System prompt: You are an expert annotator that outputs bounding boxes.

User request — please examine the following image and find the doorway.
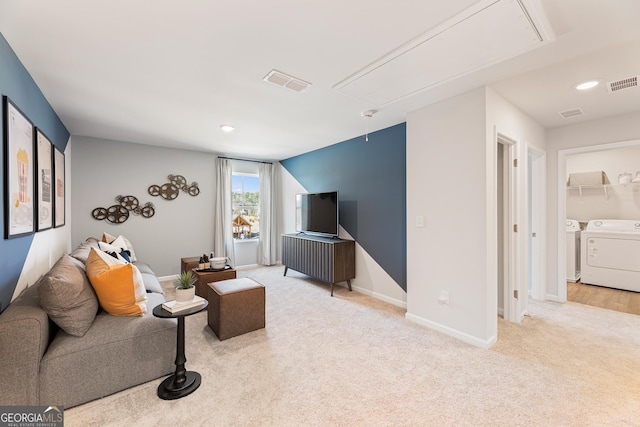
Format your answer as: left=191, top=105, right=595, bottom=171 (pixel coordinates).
left=557, top=138, right=640, bottom=303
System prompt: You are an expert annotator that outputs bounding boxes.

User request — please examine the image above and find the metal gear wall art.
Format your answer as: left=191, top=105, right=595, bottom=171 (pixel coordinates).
left=148, top=175, right=200, bottom=200
left=148, top=174, right=200, bottom=200
left=92, top=195, right=155, bottom=224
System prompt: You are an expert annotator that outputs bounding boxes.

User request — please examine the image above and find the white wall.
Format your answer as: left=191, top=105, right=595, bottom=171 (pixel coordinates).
left=546, top=111, right=640, bottom=299
left=566, top=145, right=640, bottom=222
left=70, top=136, right=216, bottom=277
left=406, top=87, right=493, bottom=346
left=278, top=165, right=306, bottom=238
left=405, top=86, right=546, bottom=346
left=278, top=164, right=407, bottom=306
left=13, top=142, right=73, bottom=299
left=486, top=87, right=546, bottom=320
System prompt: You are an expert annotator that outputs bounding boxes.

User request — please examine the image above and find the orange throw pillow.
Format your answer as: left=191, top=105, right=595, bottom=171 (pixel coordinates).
left=88, top=263, right=147, bottom=316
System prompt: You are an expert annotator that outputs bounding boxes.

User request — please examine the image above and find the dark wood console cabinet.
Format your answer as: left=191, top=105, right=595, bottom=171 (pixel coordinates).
left=282, top=234, right=356, bottom=296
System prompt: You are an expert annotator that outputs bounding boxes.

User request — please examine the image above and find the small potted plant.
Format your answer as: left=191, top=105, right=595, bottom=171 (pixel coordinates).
left=175, top=270, right=197, bottom=302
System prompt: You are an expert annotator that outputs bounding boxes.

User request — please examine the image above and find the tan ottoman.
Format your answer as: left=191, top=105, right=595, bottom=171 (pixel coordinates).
left=207, top=278, right=265, bottom=340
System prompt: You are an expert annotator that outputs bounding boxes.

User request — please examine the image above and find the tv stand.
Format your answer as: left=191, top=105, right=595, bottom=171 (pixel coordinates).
left=282, top=234, right=355, bottom=296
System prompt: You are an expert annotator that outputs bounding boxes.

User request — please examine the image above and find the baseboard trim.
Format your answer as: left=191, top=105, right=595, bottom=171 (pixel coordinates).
left=234, top=263, right=261, bottom=271
left=404, top=313, right=497, bottom=348
left=545, top=293, right=563, bottom=302
left=352, top=286, right=407, bottom=309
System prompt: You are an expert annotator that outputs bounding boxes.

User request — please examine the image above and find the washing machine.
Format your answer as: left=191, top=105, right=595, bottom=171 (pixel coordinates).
left=580, top=219, right=640, bottom=292
left=566, top=219, right=581, bottom=282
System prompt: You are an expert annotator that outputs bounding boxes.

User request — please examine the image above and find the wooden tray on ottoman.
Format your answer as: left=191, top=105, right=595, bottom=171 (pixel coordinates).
left=191, top=267, right=236, bottom=298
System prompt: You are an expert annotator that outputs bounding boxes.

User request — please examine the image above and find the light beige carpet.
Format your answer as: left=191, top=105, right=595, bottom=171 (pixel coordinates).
left=66, top=266, right=640, bottom=426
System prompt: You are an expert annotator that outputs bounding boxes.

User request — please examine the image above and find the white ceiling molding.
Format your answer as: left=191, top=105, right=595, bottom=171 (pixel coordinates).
left=333, top=0, right=555, bottom=107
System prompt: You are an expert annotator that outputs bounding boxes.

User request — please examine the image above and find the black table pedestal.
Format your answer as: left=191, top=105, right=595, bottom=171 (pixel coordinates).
left=153, top=301, right=208, bottom=400
left=158, top=371, right=201, bottom=400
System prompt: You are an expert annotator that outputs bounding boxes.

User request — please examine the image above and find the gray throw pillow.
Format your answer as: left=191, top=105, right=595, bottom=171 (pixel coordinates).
left=38, top=254, right=99, bottom=337
left=69, top=237, right=100, bottom=264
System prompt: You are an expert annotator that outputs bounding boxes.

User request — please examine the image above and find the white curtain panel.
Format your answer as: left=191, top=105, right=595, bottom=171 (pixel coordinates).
left=258, top=162, right=278, bottom=265
left=213, top=157, right=235, bottom=266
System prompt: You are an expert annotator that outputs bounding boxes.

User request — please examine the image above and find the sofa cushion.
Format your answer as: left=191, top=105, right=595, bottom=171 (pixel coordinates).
left=98, top=237, right=131, bottom=263
left=0, top=284, right=52, bottom=405
left=86, top=247, right=126, bottom=277
left=38, top=254, right=99, bottom=337
left=39, top=292, right=176, bottom=408
left=87, top=257, right=147, bottom=316
left=133, top=261, right=164, bottom=294
left=102, top=232, right=137, bottom=262
left=69, top=237, right=100, bottom=264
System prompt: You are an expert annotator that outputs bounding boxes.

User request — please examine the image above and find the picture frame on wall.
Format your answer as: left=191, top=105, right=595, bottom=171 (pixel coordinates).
left=53, top=146, right=65, bottom=228
left=3, top=96, right=35, bottom=239
left=35, top=128, right=54, bottom=231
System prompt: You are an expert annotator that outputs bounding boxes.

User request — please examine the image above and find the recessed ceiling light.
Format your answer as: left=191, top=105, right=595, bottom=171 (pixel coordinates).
left=576, top=81, right=599, bottom=90
left=220, top=124, right=236, bottom=132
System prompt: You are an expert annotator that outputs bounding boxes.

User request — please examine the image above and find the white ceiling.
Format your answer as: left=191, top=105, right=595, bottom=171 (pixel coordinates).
left=1, top=0, right=639, bottom=160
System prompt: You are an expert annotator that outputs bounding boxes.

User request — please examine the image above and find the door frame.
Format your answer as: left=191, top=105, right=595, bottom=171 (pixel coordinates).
left=497, top=131, right=521, bottom=322
left=528, top=145, right=546, bottom=301
left=557, top=138, right=640, bottom=302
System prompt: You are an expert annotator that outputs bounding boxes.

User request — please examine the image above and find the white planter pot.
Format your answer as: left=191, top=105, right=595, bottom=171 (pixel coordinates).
left=175, top=286, right=196, bottom=302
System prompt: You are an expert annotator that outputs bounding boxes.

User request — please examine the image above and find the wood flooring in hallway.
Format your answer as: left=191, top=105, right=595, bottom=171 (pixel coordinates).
left=567, top=281, right=640, bottom=316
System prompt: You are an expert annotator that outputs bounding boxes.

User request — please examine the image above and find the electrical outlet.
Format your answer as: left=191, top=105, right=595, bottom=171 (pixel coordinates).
left=438, top=290, right=450, bottom=305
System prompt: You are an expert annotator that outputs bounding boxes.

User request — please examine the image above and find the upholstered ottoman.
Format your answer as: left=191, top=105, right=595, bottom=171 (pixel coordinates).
left=207, top=278, right=265, bottom=340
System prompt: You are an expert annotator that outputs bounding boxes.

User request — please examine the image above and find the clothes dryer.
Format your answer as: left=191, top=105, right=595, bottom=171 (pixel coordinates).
left=580, top=219, right=640, bottom=292
left=566, top=219, right=580, bottom=282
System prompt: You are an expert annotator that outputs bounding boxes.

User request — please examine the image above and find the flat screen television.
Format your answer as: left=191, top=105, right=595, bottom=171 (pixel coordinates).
left=295, top=191, right=339, bottom=237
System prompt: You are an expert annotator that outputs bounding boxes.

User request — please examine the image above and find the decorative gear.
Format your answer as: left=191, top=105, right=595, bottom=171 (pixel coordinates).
left=169, top=174, right=186, bottom=188
left=148, top=185, right=161, bottom=196
left=159, top=183, right=179, bottom=200
left=106, top=205, right=129, bottom=224
left=116, top=195, right=139, bottom=210
left=140, top=202, right=155, bottom=218
left=92, top=207, right=108, bottom=221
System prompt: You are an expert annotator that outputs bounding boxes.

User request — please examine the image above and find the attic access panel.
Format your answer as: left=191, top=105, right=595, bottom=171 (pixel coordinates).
left=333, top=0, right=553, bottom=107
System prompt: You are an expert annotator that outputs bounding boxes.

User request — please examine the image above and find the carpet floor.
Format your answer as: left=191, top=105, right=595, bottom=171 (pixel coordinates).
left=66, top=265, right=640, bottom=426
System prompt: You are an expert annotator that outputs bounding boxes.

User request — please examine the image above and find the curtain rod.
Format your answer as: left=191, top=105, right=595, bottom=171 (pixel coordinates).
left=218, top=156, right=273, bottom=164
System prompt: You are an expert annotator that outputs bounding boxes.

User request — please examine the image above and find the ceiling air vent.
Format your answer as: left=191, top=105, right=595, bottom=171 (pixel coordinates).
left=559, top=108, right=584, bottom=119
left=263, top=69, right=311, bottom=92
left=607, top=76, right=638, bottom=93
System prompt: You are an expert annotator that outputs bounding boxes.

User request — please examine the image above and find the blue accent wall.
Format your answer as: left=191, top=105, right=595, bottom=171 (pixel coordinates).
left=0, top=33, right=69, bottom=312
left=280, top=123, right=406, bottom=290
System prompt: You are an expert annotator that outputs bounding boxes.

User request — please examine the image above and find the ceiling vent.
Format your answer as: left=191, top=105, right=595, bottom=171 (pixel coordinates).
left=606, top=76, right=638, bottom=93
left=263, top=69, right=311, bottom=92
left=559, top=108, right=584, bottom=119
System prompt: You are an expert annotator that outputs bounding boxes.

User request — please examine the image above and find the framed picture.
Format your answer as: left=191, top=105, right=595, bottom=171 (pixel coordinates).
left=35, top=128, right=54, bottom=231
left=3, top=96, right=35, bottom=239
left=53, top=146, right=65, bottom=228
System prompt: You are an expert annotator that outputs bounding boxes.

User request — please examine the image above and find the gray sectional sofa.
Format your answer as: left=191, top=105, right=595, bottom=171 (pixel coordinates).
left=0, top=237, right=177, bottom=408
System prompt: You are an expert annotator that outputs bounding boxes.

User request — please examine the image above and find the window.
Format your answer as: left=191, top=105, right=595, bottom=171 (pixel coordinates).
left=232, top=174, right=259, bottom=240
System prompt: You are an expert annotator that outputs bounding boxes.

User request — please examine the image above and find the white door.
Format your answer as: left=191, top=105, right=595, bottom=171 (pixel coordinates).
left=528, top=148, right=546, bottom=301
left=497, top=133, right=521, bottom=322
